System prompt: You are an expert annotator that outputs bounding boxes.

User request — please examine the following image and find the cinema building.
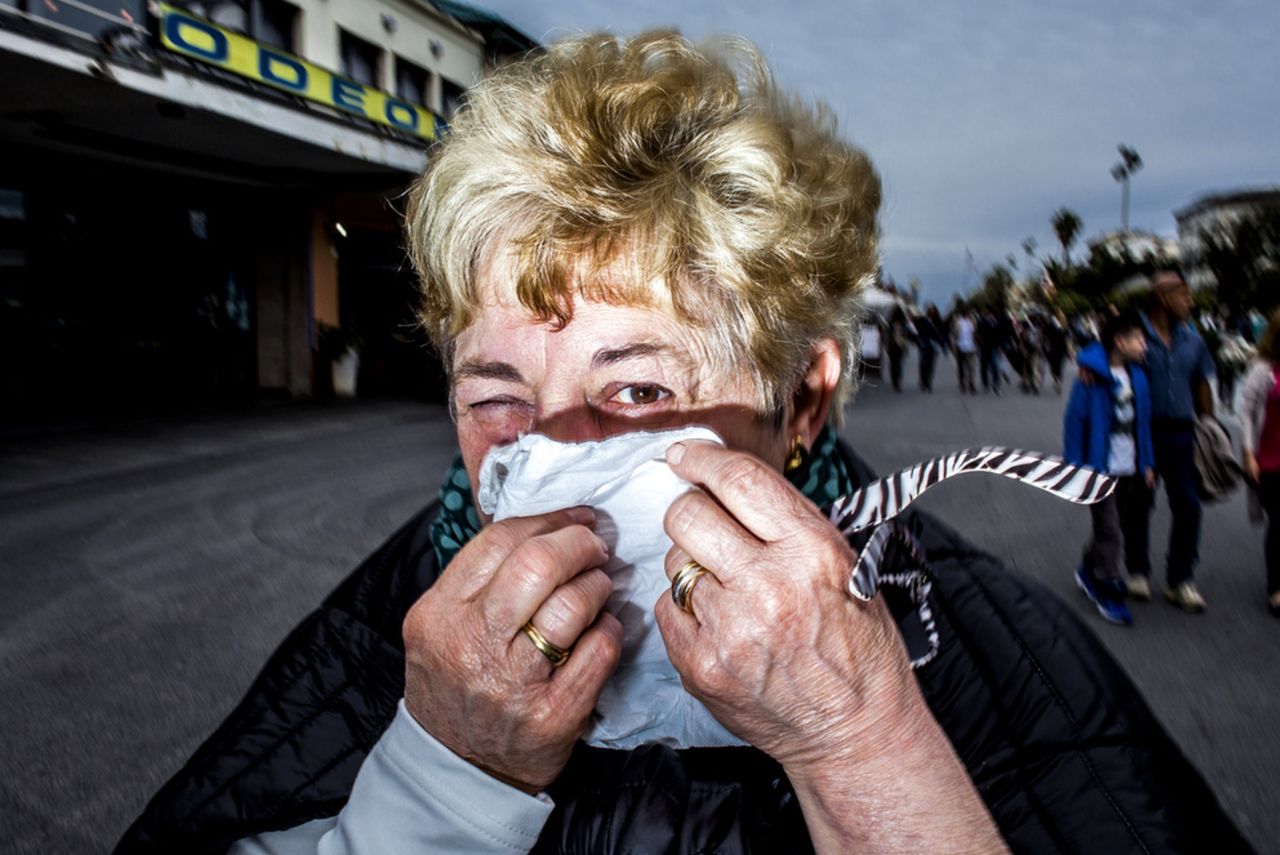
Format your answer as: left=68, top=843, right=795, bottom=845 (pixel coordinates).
left=0, top=0, right=536, bottom=419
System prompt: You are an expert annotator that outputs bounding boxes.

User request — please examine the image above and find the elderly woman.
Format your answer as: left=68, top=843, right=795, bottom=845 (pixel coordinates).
left=118, top=32, right=1245, bottom=855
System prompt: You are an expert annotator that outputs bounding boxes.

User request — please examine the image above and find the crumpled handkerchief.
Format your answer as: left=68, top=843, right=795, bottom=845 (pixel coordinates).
left=477, top=426, right=744, bottom=749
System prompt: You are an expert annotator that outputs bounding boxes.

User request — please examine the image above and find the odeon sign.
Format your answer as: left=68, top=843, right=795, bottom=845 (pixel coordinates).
left=158, top=4, right=442, bottom=141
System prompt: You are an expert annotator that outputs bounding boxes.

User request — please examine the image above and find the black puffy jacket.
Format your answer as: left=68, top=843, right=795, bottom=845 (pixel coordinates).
left=116, top=443, right=1252, bottom=854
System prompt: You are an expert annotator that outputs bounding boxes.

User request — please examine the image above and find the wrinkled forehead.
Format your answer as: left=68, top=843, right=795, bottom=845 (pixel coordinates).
left=462, top=243, right=705, bottom=354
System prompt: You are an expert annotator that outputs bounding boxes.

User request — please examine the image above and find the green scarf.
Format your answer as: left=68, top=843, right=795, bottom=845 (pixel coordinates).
left=429, top=425, right=853, bottom=570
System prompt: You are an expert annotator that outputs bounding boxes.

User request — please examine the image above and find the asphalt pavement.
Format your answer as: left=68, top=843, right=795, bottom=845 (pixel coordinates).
left=1, top=360, right=1276, bottom=854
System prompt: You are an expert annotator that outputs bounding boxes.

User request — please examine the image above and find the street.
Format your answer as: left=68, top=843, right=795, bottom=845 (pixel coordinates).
left=2, top=357, right=1277, bottom=854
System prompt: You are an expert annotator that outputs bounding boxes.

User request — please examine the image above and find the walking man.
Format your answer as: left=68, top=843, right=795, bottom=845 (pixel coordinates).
left=1134, top=271, right=1217, bottom=611
left=978, top=308, right=1005, bottom=394
left=916, top=304, right=945, bottom=392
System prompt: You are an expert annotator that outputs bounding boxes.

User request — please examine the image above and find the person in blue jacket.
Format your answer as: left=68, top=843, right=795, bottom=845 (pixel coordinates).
left=1064, top=310, right=1156, bottom=625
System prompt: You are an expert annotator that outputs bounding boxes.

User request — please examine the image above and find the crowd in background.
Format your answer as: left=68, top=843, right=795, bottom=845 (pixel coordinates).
left=859, top=298, right=1270, bottom=412
left=859, top=302, right=1083, bottom=396
left=856, top=279, right=1280, bottom=621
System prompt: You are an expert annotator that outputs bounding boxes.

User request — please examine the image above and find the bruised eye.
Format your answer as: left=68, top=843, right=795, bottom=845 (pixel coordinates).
left=464, top=397, right=534, bottom=426
left=613, top=384, right=672, bottom=406
left=469, top=397, right=532, bottom=413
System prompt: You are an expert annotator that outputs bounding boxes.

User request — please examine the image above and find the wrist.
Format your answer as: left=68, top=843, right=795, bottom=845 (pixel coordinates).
left=783, top=688, right=1005, bottom=854
left=782, top=677, right=934, bottom=792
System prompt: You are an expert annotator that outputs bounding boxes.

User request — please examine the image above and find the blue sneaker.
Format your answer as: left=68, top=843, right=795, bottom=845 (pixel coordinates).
left=1075, top=564, right=1134, bottom=626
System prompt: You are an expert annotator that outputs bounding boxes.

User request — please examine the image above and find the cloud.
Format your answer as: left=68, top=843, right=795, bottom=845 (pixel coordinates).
left=473, top=0, right=1280, bottom=299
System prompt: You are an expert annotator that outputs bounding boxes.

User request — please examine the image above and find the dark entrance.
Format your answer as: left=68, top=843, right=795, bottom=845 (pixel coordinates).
left=336, top=225, right=446, bottom=403
left=0, top=157, right=258, bottom=424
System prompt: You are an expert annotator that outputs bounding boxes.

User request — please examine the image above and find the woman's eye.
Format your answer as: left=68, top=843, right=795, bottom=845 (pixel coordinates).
left=613, top=384, right=672, bottom=406
left=465, top=398, right=534, bottom=422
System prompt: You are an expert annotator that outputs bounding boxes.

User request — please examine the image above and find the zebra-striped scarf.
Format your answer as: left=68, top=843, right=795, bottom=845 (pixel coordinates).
left=429, top=434, right=1114, bottom=670
left=834, top=447, right=1116, bottom=667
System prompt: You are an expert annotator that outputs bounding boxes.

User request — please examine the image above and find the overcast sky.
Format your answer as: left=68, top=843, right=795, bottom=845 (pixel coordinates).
left=467, top=0, right=1278, bottom=305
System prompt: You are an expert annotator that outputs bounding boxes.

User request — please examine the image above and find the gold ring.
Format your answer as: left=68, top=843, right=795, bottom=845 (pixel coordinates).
left=521, top=621, right=570, bottom=667
left=671, top=559, right=711, bottom=615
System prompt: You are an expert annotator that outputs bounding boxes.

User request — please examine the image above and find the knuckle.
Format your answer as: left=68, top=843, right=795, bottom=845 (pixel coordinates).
left=511, top=537, right=563, bottom=591
left=467, top=533, right=518, bottom=573
left=526, top=702, right=564, bottom=742
left=543, top=586, right=594, bottom=631
left=401, top=594, right=435, bottom=647
left=693, top=647, right=727, bottom=692
left=753, top=585, right=795, bottom=625
left=815, top=533, right=853, bottom=574
left=718, top=622, right=756, bottom=664
left=599, top=626, right=623, bottom=663
left=584, top=566, right=614, bottom=598
left=483, top=521, right=522, bottom=556
left=718, top=453, right=768, bottom=496
left=664, top=490, right=699, bottom=537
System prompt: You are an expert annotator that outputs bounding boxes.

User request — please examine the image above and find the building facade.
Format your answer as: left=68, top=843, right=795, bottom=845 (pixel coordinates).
left=0, top=0, right=535, bottom=421
left=1175, top=187, right=1280, bottom=291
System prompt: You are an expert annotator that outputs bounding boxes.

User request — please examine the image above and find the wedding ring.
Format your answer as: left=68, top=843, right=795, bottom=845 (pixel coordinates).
left=521, top=621, right=570, bottom=667
left=671, top=559, right=711, bottom=616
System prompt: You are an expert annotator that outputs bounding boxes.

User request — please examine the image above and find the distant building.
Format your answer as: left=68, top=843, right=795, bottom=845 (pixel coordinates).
left=1086, top=229, right=1179, bottom=265
left=0, top=0, right=536, bottom=419
left=1175, top=187, right=1280, bottom=290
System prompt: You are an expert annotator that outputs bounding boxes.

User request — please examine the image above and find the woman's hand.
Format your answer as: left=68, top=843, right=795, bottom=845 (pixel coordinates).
left=655, top=440, right=1005, bottom=854
left=654, top=440, right=916, bottom=773
left=402, top=508, right=623, bottom=794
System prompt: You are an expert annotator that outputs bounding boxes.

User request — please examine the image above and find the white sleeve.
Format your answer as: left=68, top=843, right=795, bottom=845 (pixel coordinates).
left=1239, top=361, right=1271, bottom=455
left=228, top=700, right=554, bottom=855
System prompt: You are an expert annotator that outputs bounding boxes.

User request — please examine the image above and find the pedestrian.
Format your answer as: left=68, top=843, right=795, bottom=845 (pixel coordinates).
left=917, top=303, right=946, bottom=392
left=1020, top=317, right=1045, bottom=395
left=858, top=318, right=882, bottom=382
left=952, top=304, right=978, bottom=393
left=886, top=306, right=913, bottom=392
left=1248, top=308, right=1266, bottom=344
left=1064, top=311, right=1155, bottom=625
left=978, top=308, right=1003, bottom=394
left=1237, top=309, right=1280, bottom=617
left=1046, top=310, right=1071, bottom=393
left=1133, top=271, right=1217, bottom=611
left=1214, top=329, right=1254, bottom=412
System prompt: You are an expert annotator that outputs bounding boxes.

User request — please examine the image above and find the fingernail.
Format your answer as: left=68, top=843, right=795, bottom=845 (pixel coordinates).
left=568, top=506, right=596, bottom=525
left=594, top=534, right=610, bottom=554
left=666, top=442, right=686, bottom=466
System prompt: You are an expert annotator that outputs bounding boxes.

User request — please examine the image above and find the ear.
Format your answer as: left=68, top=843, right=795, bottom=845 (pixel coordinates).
left=786, top=338, right=842, bottom=448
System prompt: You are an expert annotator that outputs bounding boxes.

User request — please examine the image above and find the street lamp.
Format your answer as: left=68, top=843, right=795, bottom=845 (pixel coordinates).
left=1111, top=144, right=1143, bottom=233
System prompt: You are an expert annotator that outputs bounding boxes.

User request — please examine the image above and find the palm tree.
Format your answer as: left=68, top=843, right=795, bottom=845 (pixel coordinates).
left=1051, top=208, right=1083, bottom=268
left=1111, top=144, right=1143, bottom=232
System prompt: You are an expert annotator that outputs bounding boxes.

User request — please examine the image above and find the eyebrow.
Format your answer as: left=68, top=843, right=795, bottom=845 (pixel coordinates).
left=452, top=360, right=525, bottom=383
left=452, top=342, right=688, bottom=382
left=590, top=342, right=679, bottom=369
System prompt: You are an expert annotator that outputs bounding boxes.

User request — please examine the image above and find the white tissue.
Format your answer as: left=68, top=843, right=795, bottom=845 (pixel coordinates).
left=477, top=427, right=745, bottom=749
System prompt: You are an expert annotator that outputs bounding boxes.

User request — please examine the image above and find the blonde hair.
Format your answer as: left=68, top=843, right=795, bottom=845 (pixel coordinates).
left=405, top=31, right=881, bottom=419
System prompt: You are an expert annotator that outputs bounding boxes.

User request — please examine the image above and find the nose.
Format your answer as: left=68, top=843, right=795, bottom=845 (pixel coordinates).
left=531, top=403, right=606, bottom=444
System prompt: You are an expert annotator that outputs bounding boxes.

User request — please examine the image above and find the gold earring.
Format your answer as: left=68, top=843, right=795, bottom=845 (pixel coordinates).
left=785, top=434, right=806, bottom=472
